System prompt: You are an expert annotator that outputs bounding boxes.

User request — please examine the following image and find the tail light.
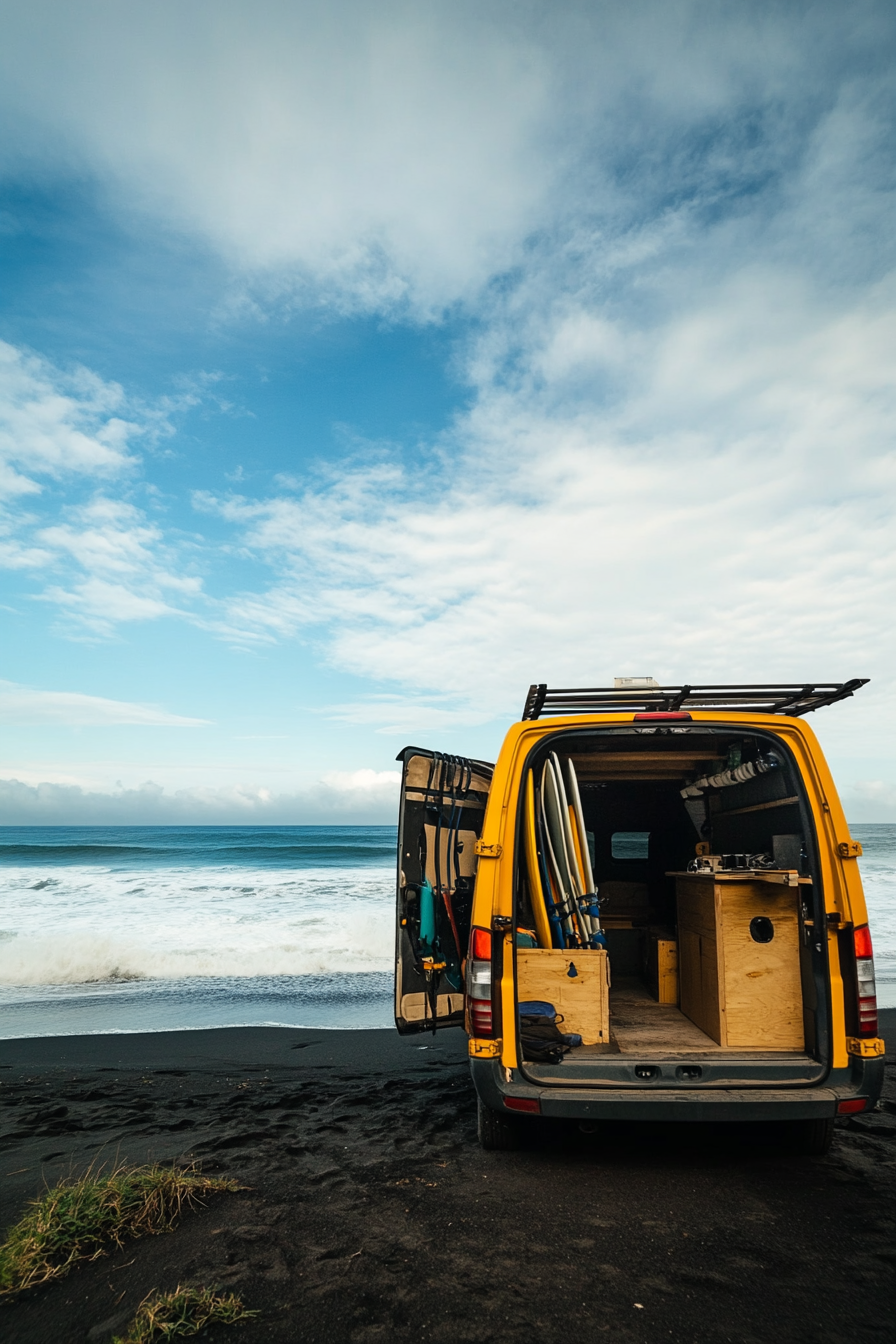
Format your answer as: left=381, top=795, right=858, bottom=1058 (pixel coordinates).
left=853, top=925, right=878, bottom=1037
left=633, top=711, right=692, bottom=721
left=467, top=926, right=493, bottom=1037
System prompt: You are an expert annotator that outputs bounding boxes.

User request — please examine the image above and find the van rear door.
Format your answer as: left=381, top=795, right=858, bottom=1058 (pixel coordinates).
left=394, top=747, right=494, bottom=1034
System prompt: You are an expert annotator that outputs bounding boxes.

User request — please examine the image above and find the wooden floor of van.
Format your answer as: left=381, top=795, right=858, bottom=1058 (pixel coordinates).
left=601, top=979, right=814, bottom=1058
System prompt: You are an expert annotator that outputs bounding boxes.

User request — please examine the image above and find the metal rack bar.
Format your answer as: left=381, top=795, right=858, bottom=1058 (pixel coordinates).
left=520, top=679, right=869, bottom=720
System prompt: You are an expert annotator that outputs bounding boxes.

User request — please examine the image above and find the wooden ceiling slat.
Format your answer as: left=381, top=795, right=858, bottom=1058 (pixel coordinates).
left=569, top=754, right=725, bottom=764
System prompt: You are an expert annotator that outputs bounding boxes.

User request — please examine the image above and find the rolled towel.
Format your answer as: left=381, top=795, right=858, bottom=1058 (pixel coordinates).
left=518, top=1000, right=556, bottom=1017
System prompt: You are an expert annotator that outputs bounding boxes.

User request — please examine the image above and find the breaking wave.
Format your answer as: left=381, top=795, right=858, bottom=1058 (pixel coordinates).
left=0, top=859, right=394, bottom=988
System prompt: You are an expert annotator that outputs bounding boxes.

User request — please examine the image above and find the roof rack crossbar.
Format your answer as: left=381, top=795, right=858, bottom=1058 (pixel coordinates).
left=522, top=683, right=548, bottom=721
left=520, top=679, right=869, bottom=720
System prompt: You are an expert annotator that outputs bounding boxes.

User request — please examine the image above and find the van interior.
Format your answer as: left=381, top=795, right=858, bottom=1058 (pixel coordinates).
left=515, top=727, right=824, bottom=1079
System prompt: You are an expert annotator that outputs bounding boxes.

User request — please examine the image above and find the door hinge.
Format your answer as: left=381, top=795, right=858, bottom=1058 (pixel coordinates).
left=846, top=1036, right=885, bottom=1058
left=838, top=841, right=863, bottom=859
left=474, top=840, right=503, bottom=859
left=468, top=1037, right=502, bottom=1058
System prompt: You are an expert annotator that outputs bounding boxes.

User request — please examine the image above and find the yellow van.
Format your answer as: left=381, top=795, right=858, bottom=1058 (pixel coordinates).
left=393, top=681, right=885, bottom=1154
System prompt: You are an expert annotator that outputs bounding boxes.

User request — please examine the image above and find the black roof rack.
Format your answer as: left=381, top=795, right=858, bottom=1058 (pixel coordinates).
left=521, top=680, right=869, bottom=720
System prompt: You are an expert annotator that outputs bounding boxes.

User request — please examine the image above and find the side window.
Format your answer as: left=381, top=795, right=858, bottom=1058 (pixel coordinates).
left=611, top=831, right=650, bottom=860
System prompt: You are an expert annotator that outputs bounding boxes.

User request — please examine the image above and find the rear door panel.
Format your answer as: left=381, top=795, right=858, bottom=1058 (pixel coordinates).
left=394, top=747, right=494, bottom=1034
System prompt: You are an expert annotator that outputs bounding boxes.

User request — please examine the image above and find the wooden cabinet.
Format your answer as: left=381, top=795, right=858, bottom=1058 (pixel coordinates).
left=516, top=949, right=609, bottom=1045
left=647, top=932, right=679, bottom=1005
left=675, top=876, right=804, bottom=1050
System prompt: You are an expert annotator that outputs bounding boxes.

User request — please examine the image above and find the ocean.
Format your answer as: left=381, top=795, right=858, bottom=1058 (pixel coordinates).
left=0, top=826, right=396, bottom=1038
left=0, top=823, right=893, bottom=1038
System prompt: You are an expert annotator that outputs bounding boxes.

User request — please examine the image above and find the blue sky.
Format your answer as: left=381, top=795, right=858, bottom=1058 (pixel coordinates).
left=0, top=0, right=894, bottom=823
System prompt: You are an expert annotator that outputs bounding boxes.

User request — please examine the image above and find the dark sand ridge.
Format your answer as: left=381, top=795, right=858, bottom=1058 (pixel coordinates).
left=2, top=1014, right=894, bottom=1344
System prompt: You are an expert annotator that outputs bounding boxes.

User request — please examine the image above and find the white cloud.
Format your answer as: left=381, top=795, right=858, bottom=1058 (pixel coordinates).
left=1, top=3, right=890, bottom=316
left=0, top=340, right=138, bottom=499
left=0, top=344, right=205, bottom=634
left=38, top=497, right=168, bottom=575
left=840, top=781, right=896, bottom=824
left=0, top=681, right=209, bottom=727
left=325, top=697, right=498, bottom=735
left=0, top=772, right=400, bottom=824
left=195, top=260, right=896, bottom=732
left=172, top=23, right=894, bottom=723
left=321, top=768, right=401, bottom=792
left=0, top=0, right=558, bottom=314
left=32, top=497, right=205, bottom=634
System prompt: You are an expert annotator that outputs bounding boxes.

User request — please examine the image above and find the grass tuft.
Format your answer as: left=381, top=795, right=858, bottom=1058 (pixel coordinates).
left=112, top=1285, right=257, bottom=1343
left=0, top=1164, right=238, bottom=1296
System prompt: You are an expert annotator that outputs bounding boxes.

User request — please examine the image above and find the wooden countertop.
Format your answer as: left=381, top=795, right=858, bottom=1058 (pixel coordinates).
left=666, top=870, right=811, bottom=887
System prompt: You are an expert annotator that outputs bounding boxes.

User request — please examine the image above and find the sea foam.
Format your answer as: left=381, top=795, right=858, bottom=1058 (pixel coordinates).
left=0, top=864, right=394, bottom=986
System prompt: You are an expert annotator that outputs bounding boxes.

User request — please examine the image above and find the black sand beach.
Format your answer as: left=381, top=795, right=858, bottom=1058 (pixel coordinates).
left=2, top=1015, right=895, bottom=1344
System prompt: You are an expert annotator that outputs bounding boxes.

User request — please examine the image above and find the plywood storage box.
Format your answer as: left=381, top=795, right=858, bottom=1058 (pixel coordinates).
left=675, top=876, right=804, bottom=1050
left=647, top=932, right=679, bottom=1005
left=516, top=949, right=609, bottom=1045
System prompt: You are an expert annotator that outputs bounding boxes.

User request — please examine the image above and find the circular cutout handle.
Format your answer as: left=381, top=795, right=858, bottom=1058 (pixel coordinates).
left=750, top=916, right=774, bottom=943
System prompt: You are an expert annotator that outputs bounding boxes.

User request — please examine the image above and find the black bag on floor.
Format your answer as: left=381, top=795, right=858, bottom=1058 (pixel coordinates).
left=519, top=1012, right=571, bottom=1065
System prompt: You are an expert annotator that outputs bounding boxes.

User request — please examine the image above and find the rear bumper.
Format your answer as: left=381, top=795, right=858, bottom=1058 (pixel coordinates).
left=470, top=1055, right=884, bottom=1123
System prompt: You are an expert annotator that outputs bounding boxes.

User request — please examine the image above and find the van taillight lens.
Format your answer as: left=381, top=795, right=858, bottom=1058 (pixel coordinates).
left=633, top=711, right=692, bottom=721
left=853, top=925, right=878, bottom=1037
left=470, top=928, right=492, bottom=960
left=467, top=926, right=494, bottom=1037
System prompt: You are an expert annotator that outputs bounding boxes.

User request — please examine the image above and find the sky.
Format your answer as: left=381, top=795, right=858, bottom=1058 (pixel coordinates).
left=0, top=0, right=894, bottom=825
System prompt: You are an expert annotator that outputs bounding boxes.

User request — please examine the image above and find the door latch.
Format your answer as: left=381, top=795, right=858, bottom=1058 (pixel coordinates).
left=838, top=841, right=863, bottom=859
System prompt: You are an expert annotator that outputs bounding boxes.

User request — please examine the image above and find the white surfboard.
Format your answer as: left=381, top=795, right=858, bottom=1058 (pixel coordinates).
left=566, top=757, right=595, bottom=895
left=566, top=756, right=600, bottom=935
left=551, top=752, right=584, bottom=898
left=540, top=759, right=577, bottom=941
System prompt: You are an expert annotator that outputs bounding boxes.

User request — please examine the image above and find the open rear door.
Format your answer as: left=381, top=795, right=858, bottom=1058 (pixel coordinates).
left=394, top=746, right=494, bottom=1034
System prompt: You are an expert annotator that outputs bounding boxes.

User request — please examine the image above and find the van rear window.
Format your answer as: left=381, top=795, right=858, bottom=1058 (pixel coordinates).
left=611, top=831, right=650, bottom=860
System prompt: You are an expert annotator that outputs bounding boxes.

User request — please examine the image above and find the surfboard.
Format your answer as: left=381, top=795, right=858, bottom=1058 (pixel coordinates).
left=546, top=865, right=569, bottom=946
left=566, top=805, right=595, bottom=943
left=551, top=751, right=600, bottom=946
left=524, top=770, right=553, bottom=949
left=541, top=758, right=572, bottom=894
left=568, top=804, right=587, bottom=896
left=541, top=758, right=581, bottom=945
left=566, top=757, right=596, bottom=898
left=539, top=762, right=567, bottom=933
left=565, top=756, right=601, bottom=944
left=534, top=785, right=565, bottom=947
left=550, top=752, right=584, bottom=897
